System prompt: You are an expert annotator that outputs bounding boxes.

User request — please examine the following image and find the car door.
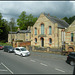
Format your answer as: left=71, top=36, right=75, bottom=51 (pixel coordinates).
left=6, top=46, right=8, bottom=52
left=16, top=48, right=21, bottom=55
left=15, top=48, right=19, bottom=55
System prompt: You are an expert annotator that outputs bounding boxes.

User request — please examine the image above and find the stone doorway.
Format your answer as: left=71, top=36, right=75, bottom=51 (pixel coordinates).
left=41, top=37, right=44, bottom=47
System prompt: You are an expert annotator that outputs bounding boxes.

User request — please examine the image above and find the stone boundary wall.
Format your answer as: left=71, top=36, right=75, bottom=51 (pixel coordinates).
left=13, top=41, right=31, bottom=47
left=65, top=43, right=75, bottom=52
left=31, top=46, right=62, bottom=54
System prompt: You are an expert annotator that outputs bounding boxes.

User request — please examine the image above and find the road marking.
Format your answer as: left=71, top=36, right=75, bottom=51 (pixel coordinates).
left=1, top=62, right=14, bottom=74
left=55, top=68, right=65, bottom=73
left=30, top=60, right=36, bottom=62
left=0, top=69, right=7, bottom=71
left=40, top=63, right=48, bottom=66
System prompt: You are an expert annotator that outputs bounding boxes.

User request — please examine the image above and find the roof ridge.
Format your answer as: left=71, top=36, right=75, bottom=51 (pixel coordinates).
left=44, top=13, right=69, bottom=28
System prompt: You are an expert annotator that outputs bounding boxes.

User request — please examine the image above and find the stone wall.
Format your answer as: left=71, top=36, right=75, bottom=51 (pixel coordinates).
left=65, top=43, right=75, bottom=52
left=13, top=41, right=31, bottom=48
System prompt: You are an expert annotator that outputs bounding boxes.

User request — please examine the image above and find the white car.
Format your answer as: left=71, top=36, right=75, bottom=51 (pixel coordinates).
left=14, top=47, right=30, bottom=57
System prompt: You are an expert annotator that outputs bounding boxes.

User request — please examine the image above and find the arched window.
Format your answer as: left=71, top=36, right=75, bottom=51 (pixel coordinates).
left=49, top=38, right=52, bottom=44
left=71, top=33, right=74, bottom=42
left=41, top=24, right=44, bottom=34
left=35, top=28, right=37, bottom=35
left=49, top=26, right=52, bottom=35
left=35, top=38, right=37, bottom=43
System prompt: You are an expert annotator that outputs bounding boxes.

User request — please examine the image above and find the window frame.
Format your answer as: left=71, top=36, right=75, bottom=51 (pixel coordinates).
left=35, top=38, right=37, bottom=43
left=35, top=27, right=37, bottom=35
left=71, top=33, right=74, bottom=42
left=26, top=33, right=28, bottom=36
left=49, top=38, right=52, bottom=44
left=49, top=26, right=52, bottom=35
left=41, top=24, right=44, bottom=35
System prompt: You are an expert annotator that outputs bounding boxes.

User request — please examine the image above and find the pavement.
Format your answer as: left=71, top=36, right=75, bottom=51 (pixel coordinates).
left=30, top=50, right=67, bottom=60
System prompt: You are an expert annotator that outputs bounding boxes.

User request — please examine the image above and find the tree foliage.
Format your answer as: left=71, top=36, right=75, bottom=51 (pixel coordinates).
left=17, top=11, right=37, bottom=30
left=9, top=18, right=17, bottom=32
left=62, top=16, right=75, bottom=25
left=0, top=13, right=9, bottom=42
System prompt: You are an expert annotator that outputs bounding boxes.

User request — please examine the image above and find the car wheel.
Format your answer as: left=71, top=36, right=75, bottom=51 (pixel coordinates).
left=14, top=52, right=16, bottom=55
left=70, top=61, right=74, bottom=66
left=21, top=54, right=23, bottom=57
left=8, top=50, right=10, bottom=53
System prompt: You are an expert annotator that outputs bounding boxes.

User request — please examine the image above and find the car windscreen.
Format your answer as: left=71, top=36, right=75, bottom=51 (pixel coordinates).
left=8, top=46, right=13, bottom=49
left=21, top=48, right=27, bottom=51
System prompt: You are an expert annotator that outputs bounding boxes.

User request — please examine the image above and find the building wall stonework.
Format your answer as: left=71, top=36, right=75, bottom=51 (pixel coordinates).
left=31, top=13, right=64, bottom=48
left=17, top=33, right=25, bottom=41
left=65, top=20, right=75, bottom=46
left=64, top=20, right=75, bottom=52
left=8, top=33, right=17, bottom=44
left=25, top=33, right=31, bottom=41
left=8, top=30, right=31, bottom=45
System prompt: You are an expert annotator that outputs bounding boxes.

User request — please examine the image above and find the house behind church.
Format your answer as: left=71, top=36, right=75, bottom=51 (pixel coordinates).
left=8, top=26, right=31, bottom=47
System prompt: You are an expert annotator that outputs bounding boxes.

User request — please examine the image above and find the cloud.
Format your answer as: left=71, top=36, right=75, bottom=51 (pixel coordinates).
left=0, top=1, right=75, bottom=22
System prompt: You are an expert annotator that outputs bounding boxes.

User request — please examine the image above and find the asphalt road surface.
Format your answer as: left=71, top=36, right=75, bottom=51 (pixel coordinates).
left=0, top=50, right=74, bottom=74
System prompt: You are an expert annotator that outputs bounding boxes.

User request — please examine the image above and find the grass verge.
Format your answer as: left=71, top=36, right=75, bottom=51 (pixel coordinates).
left=0, top=43, right=12, bottom=46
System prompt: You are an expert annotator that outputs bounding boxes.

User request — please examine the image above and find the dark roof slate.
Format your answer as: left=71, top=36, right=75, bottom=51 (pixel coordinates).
left=44, top=13, right=69, bottom=28
left=17, top=30, right=31, bottom=33
left=9, top=32, right=17, bottom=34
left=9, top=30, right=31, bottom=34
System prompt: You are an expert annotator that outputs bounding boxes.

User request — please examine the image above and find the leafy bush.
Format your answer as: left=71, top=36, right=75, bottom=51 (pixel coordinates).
left=0, top=40, right=6, bottom=43
left=0, top=43, right=12, bottom=46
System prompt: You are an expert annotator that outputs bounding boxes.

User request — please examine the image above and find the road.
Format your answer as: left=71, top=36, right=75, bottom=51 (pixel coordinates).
left=0, top=50, right=74, bottom=74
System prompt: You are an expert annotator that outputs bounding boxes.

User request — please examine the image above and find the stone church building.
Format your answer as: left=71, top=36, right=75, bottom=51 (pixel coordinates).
left=8, top=13, right=75, bottom=52
left=31, top=13, right=69, bottom=48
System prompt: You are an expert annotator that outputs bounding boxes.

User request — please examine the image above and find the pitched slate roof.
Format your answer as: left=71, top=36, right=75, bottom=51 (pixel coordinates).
left=9, top=30, right=31, bottom=34
left=17, top=30, right=31, bottom=33
left=44, top=13, right=69, bottom=28
left=9, top=32, right=17, bottom=34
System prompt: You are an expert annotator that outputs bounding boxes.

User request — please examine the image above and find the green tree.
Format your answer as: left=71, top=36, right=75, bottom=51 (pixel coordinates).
left=69, top=16, right=75, bottom=24
left=62, top=16, right=75, bottom=25
left=62, top=17, right=69, bottom=24
left=9, top=18, right=16, bottom=32
left=25, top=14, right=37, bottom=29
left=17, top=11, right=37, bottom=30
left=0, top=14, right=9, bottom=42
left=0, top=13, right=3, bottom=34
left=17, top=11, right=27, bottom=30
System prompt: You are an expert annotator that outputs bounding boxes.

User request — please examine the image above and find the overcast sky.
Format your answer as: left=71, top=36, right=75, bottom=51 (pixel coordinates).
left=0, top=1, right=75, bottom=22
